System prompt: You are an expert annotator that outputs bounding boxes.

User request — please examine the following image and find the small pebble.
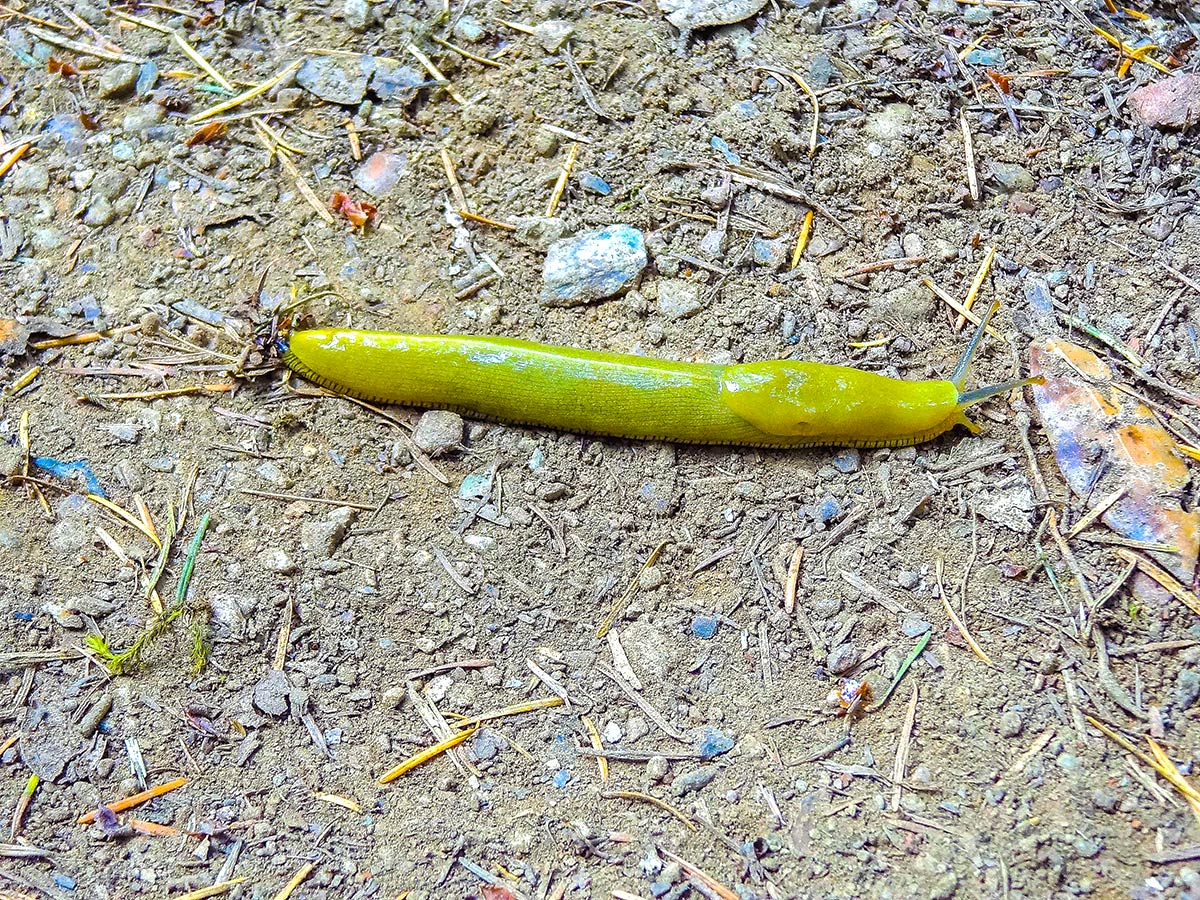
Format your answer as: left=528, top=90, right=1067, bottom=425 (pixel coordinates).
left=816, top=496, right=840, bottom=523
left=296, top=56, right=370, bottom=105
left=657, top=279, right=703, bottom=321
left=343, top=0, right=370, bottom=31
left=412, top=410, right=464, bottom=456
left=647, top=756, right=669, bottom=782
left=998, top=710, right=1023, bottom=738
left=369, top=61, right=424, bottom=102
left=900, top=615, right=930, bottom=638
left=260, top=548, right=297, bottom=575
left=1128, top=73, right=1200, bottom=129
left=964, top=48, right=1004, bottom=66
left=811, top=596, right=842, bottom=620
left=638, top=566, right=665, bottom=590
left=1057, top=753, right=1080, bottom=771
left=990, top=161, right=1035, bottom=193
left=1091, top=788, right=1117, bottom=812
left=535, top=19, right=574, bottom=53
left=696, top=727, right=734, bottom=760
left=538, top=482, right=569, bottom=501
left=99, top=62, right=140, bottom=98
left=691, top=616, right=719, bottom=639
left=300, top=506, right=357, bottom=558
left=671, top=764, right=718, bottom=796
left=253, top=670, right=290, bottom=716
left=532, top=131, right=558, bottom=157
left=1175, top=669, right=1200, bottom=709
left=453, top=14, right=485, bottom=42
left=750, top=235, right=790, bottom=270
left=83, top=197, right=116, bottom=227
left=826, top=644, right=860, bottom=675
left=832, top=448, right=860, bottom=473
left=8, top=164, right=49, bottom=195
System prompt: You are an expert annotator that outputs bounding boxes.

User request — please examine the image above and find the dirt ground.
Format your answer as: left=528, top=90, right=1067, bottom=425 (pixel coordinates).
left=3, top=0, right=1200, bottom=897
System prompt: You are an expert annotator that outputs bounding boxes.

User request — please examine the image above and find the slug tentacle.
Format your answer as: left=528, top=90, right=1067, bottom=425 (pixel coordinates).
left=957, top=377, right=1042, bottom=408
left=950, top=299, right=1001, bottom=390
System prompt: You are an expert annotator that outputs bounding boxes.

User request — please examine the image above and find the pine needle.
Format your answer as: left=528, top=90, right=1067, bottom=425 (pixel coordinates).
left=935, top=557, right=994, bottom=666
left=378, top=727, right=477, bottom=784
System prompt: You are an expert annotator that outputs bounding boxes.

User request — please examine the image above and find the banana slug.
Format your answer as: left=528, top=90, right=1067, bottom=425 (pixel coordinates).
left=283, top=301, right=1030, bottom=449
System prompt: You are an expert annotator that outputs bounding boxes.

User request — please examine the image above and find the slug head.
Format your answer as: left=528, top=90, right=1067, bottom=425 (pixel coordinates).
left=720, top=363, right=967, bottom=447
left=721, top=300, right=1041, bottom=448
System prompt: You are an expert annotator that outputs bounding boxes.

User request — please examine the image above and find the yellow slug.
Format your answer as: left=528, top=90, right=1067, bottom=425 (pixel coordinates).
left=283, top=301, right=1028, bottom=449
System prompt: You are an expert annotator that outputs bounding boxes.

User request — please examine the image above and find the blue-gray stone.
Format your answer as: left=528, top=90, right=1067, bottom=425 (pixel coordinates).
left=369, top=60, right=426, bottom=102
left=577, top=171, right=611, bottom=195
left=832, top=448, right=861, bottom=473
left=297, top=56, right=370, bottom=105
left=540, top=225, right=647, bottom=307
left=751, top=235, right=790, bottom=270
left=696, top=727, right=734, bottom=760
left=691, top=616, right=719, bottom=639
left=454, top=14, right=485, bottom=42
left=1177, top=668, right=1200, bottom=709
left=965, top=48, right=1004, bottom=67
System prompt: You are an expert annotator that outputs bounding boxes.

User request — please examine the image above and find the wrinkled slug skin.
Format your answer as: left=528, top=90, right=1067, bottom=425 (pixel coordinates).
left=284, top=329, right=966, bottom=449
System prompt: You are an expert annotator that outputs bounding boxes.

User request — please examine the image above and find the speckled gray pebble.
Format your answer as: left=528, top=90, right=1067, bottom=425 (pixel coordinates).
left=826, top=644, right=861, bottom=674
left=8, top=164, right=49, bottom=195
left=1091, top=788, right=1117, bottom=812
left=253, top=670, right=290, bottom=716
left=261, top=548, right=297, bottom=574
left=296, top=56, right=369, bottom=105
left=900, top=616, right=931, bottom=638
left=122, top=104, right=166, bottom=135
left=83, top=198, right=115, bottom=227
left=300, top=506, right=357, bottom=558
left=990, top=161, right=1035, bottom=193
left=412, top=410, right=464, bottom=456
left=343, top=0, right=370, bottom=31
left=99, top=63, right=140, bottom=98
left=998, top=710, right=1023, bottom=738
left=647, top=755, right=669, bottom=782
left=671, top=764, right=718, bottom=796
left=1176, top=669, right=1200, bottom=709
left=657, top=279, right=703, bottom=321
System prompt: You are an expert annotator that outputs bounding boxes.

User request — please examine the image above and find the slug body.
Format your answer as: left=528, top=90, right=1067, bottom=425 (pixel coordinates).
left=284, top=309, right=1019, bottom=449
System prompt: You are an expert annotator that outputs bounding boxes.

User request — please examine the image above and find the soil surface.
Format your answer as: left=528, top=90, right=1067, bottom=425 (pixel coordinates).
left=3, top=1, right=1200, bottom=898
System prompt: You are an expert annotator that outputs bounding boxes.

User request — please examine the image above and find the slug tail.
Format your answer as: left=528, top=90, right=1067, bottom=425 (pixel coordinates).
left=950, top=298, right=1001, bottom=391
